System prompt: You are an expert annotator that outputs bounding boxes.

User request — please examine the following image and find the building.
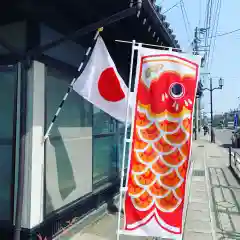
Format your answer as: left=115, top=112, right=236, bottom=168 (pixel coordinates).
left=0, top=0, right=179, bottom=238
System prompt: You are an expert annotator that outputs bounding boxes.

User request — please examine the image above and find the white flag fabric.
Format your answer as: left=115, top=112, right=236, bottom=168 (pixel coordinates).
left=73, top=36, right=131, bottom=123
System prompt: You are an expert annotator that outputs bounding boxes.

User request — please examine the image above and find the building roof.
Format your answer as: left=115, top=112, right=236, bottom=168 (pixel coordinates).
left=143, top=0, right=180, bottom=48
left=0, top=0, right=181, bottom=79
left=7, top=0, right=179, bottom=49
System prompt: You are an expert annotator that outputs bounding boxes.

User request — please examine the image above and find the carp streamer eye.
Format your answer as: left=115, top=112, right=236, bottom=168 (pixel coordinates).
left=169, top=83, right=185, bottom=99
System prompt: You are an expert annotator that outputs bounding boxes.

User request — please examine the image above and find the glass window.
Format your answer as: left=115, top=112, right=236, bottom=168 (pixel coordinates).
left=93, top=107, right=116, bottom=135
left=118, top=134, right=130, bottom=171
left=92, top=107, right=118, bottom=186
left=0, top=65, right=17, bottom=221
left=45, top=67, right=93, bottom=215
left=118, top=122, right=131, bottom=172
left=93, top=136, right=118, bottom=185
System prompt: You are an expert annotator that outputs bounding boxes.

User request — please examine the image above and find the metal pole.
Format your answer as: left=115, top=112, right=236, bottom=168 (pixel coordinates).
left=194, top=97, right=198, bottom=140
left=196, top=97, right=199, bottom=137
left=229, top=147, right=232, bottom=167
left=116, top=40, right=136, bottom=240
left=210, top=78, right=214, bottom=142
left=193, top=27, right=199, bottom=141
left=198, top=97, right=201, bottom=132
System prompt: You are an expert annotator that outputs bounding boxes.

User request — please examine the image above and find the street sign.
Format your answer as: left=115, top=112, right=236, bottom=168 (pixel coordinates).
left=234, top=113, right=238, bottom=129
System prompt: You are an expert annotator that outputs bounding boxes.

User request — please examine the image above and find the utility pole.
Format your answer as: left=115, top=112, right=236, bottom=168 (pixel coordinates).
left=198, top=99, right=202, bottom=132
left=202, top=77, right=223, bottom=143
left=194, top=98, right=199, bottom=140
left=193, top=27, right=199, bottom=140
left=210, top=78, right=214, bottom=142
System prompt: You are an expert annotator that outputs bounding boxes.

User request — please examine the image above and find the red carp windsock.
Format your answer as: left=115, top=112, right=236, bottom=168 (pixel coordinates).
left=123, top=47, right=201, bottom=239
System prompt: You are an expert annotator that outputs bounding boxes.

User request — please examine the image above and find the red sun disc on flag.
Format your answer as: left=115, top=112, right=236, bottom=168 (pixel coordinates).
left=98, top=67, right=125, bottom=102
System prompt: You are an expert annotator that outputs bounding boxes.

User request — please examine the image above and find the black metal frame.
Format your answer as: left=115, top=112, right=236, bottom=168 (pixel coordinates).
left=0, top=65, right=18, bottom=225
left=0, top=61, right=29, bottom=240
left=14, top=59, right=30, bottom=240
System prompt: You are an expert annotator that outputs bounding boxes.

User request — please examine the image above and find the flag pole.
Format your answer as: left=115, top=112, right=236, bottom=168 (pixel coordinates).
left=116, top=40, right=142, bottom=240
left=116, top=39, right=135, bottom=240
left=42, top=27, right=103, bottom=142
left=115, top=39, right=185, bottom=52
left=116, top=42, right=142, bottom=239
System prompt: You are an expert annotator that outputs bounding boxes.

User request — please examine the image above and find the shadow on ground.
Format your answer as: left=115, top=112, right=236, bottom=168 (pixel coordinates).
left=208, top=167, right=240, bottom=239
left=219, top=144, right=232, bottom=149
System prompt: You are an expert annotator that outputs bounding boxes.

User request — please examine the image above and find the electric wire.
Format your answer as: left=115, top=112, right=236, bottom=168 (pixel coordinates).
left=206, top=0, right=219, bottom=68
left=209, top=0, right=222, bottom=70
left=181, top=0, right=192, bottom=36
left=179, top=0, right=192, bottom=43
left=203, top=0, right=210, bottom=71
left=211, top=27, right=240, bottom=37
left=203, top=0, right=214, bottom=72
left=206, top=0, right=214, bottom=68
left=198, top=0, right=202, bottom=26
left=162, top=1, right=180, bottom=14
left=181, top=0, right=192, bottom=31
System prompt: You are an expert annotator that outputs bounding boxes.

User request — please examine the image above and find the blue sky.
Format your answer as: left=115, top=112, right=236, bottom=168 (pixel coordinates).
left=157, top=0, right=240, bottom=115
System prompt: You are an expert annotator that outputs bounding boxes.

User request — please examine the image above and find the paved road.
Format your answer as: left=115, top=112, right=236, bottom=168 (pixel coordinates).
left=214, top=128, right=240, bottom=155
left=214, top=128, right=233, bottom=147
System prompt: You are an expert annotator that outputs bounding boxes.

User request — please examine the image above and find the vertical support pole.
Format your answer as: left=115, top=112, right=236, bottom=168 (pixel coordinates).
left=210, top=78, right=214, bottom=143
left=116, top=40, right=136, bottom=240
left=229, top=147, right=231, bottom=167
left=196, top=97, right=199, bottom=139
left=194, top=97, right=198, bottom=140
left=198, top=97, right=201, bottom=132
left=234, top=152, right=237, bottom=167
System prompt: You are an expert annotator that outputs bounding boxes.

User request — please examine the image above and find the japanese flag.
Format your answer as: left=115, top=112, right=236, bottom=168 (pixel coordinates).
left=73, top=36, right=132, bottom=123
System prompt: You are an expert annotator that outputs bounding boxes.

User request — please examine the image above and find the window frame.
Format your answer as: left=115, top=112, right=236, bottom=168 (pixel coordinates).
left=0, top=64, right=19, bottom=224
left=43, top=63, right=94, bottom=217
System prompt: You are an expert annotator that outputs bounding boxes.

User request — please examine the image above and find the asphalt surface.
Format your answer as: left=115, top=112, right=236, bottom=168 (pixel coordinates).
left=214, top=128, right=233, bottom=147
left=214, top=128, right=240, bottom=154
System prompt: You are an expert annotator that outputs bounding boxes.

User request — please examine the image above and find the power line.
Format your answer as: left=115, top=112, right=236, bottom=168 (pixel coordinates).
left=211, top=27, right=240, bottom=37
left=205, top=2, right=214, bottom=68
left=179, top=2, right=190, bottom=42
left=198, top=0, right=202, bottom=26
left=208, top=0, right=222, bottom=70
left=209, top=0, right=222, bottom=70
left=181, top=0, right=192, bottom=33
left=163, top=1, right=180, bottom=14
left=202, top=0, right=212, bottom=72
left=179, top=0, right=192, bottom=43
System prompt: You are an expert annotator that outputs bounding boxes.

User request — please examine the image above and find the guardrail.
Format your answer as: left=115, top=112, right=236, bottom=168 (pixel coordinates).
left=229, top=147, right=240, bottom=179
